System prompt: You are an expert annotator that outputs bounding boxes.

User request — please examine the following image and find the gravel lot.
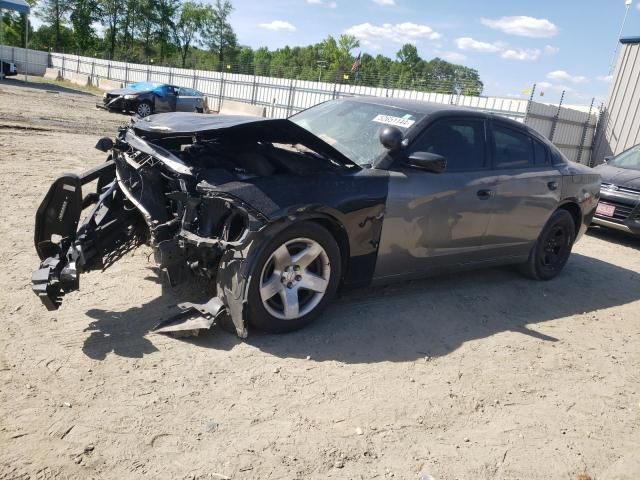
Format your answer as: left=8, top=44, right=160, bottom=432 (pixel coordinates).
left=0, top=79, right=639, bottom=480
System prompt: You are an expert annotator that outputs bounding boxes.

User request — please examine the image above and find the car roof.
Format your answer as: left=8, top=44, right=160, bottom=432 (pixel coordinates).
left=343, top=95, right=531, bottom=131
left=344, top=95, right=481, bottom=115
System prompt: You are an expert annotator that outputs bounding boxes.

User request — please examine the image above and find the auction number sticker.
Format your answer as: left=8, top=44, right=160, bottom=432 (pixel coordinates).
left=372, top=114, right=415, bottom=129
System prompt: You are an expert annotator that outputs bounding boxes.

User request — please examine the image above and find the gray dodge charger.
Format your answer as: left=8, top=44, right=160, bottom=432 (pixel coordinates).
left=32, top=98, right=601, bottom=337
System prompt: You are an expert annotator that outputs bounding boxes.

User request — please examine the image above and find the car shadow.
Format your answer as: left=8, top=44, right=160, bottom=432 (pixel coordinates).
left=81, top=253, right=640, bottom=363
left=0, top=77, right=96, bottom=96
left=81, top=270, right=211, bottom=360
left=587, top=226, right=640, bottom=250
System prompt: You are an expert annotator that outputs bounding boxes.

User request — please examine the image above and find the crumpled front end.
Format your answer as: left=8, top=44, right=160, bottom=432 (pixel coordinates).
left=32, top=118, right=352, bottom=337
left=31, top=113, right=378, bottom=338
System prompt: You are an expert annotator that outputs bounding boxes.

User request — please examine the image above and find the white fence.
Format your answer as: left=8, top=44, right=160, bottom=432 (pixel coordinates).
left=0, top=45, right=48, bottom=75
left=0, top=46, right=599, bottom=164
left=525, top=101, right=598, bottom=164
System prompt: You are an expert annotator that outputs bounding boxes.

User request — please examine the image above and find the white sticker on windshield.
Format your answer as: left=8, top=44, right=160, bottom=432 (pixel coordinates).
left=372, top=114, right=415, bottom=129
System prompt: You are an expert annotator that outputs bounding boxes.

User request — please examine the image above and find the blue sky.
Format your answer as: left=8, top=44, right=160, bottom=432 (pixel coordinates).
left=226, top=0, right=640, bottom=105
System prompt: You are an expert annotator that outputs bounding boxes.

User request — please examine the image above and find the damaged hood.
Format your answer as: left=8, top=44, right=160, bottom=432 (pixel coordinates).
left=131, top=113, right=360, bottom=169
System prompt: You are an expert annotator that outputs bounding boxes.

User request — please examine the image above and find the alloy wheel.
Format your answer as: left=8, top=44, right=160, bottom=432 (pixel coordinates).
left=259, top=237, right=331, bottom=321
left=137, top=103, right=152, bottom=117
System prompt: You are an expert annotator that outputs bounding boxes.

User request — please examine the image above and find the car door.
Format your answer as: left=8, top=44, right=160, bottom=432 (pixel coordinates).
left=484, top=120, right=562, bottom=256
left=175, top=87, right=199, bottom=111
left=374, top=116, right=499, bottom=281
left=154, top=85, right=178, bottom=112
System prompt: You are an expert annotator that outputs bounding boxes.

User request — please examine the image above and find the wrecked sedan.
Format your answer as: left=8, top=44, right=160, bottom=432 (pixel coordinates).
left=98, top=81, right=205, bottom=117
left=32, top=98, right=601, bottom=338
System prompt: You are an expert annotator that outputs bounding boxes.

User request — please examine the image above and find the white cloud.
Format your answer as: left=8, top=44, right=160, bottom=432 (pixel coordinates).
left=306, top=0, right=337, bottom=7
left=345, top=22, right=441, bottom=49
left=481, top=16, right=559, bottom=38
left=537, top=81, right=575, bottom=93
left=547, top=70, right=587, bottom=83
left=455, top=37, right=502, bottom=53
left=259, top=20, right=297, bottom=32
left=597, top=75, right=613, bottom=83
left=440, top=51, right=467, bottom=63
left=455, top=37, right=556, bottom=61
left=637, top=2, right=640, bottom=10
left=544, top=45, right=559, bottom=55
left=501, top=48, right=541, bottom=61
left=373, top=0, right=396, bottom=5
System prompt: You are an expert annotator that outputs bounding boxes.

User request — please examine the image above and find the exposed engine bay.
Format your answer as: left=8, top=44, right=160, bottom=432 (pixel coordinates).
left=31, top=113, right=387, bottom=337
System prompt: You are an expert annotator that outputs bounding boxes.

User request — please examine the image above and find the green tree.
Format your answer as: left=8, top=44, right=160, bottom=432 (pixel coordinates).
left=70, top=0, right=98, bottom=53
left=137, top=0, right=159, bottom=58
left=396, top=43, right=419, bottom=68
left=156, top=0, right=177, bottom=62
left=204, top=0, right=236, bottom=68
left=173, top=1, right=208, bottom=68
left=99, top=0, right=123, bottom=59
left=35, top=0, right=72, bottom=51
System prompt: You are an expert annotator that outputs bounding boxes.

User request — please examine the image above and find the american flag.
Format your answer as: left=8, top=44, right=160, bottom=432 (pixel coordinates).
left=351, top=52, right=362, bottom=73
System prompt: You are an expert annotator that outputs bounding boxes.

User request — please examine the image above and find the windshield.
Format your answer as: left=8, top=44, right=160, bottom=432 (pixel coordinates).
left=127, top=81, right=164, bottom=92
left=609, top=146, right=640, bottom=171
left=290, top=99, right=423, bottom=166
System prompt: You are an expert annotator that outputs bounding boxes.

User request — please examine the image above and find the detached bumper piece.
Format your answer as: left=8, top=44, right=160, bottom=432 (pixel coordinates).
left=153, top=298, right=226, bottom=337
left=31, top=160, right=144, bottom=310
left=32, top=256, right=79, bottom=311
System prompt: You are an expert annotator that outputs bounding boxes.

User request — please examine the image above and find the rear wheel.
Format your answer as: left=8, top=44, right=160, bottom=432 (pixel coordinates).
left=136, top=101, right=153, bottom=117
left=521, top=209, right=576, bottom=280
left=247, top=222, right=341, bottom=333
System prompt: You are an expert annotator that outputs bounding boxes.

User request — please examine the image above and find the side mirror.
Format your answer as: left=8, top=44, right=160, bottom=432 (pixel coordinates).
left=405, top=152, right=447, bottom=173
left=603, top=156, right=612, bottom=164
left=95, top=137, right=114, bottom=152
left=379, top=126, right=404, bottom=152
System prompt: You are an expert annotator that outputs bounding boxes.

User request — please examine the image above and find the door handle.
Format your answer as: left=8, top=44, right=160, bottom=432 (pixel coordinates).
left=477, top=189, right=493, bottom=200
left=547, top=181, right=559, bottom=191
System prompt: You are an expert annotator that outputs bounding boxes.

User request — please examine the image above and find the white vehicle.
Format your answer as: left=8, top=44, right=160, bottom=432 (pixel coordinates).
left=0, top=60, right=18, bottom=79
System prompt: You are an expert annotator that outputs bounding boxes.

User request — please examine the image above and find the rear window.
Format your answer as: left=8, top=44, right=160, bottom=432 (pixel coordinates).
left=493, top=124, right=535, bottom=169
left=533, top=139, right=549, bottom=165
left=179, top=87, right=199, bottom=96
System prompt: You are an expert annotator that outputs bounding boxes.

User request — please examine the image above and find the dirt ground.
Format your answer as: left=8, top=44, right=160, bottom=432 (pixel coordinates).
left=0, top=78, right=639, bottom=480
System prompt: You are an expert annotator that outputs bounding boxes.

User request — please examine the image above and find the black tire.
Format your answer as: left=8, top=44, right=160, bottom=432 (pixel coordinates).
left=136, top=100, right=153, bottom=117
left=521, top=209, right=576, bottom=281
left=247, top=221, right=341, bottom=333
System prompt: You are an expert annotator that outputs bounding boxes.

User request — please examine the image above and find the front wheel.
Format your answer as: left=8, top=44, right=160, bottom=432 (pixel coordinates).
left=247, top=222, right=341, bottom=333
left=136, top=101, right=153, bottom=117
left=521, top=209, right=576, bottom=281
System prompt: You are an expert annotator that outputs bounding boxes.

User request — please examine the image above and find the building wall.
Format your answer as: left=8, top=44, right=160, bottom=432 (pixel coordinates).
left=593, top=39, right=640, bottom=164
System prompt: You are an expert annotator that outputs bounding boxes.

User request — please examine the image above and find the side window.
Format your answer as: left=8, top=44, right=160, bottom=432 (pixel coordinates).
left=533, top=139, right=549, bottom=165
left=411, top=118, right=487, bottom=171
left=492, top=124, right=535, bottom=169
left=179, top=87, right=195, bottom=96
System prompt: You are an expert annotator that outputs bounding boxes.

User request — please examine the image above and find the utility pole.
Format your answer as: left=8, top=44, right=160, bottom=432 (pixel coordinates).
left=609, top=0, right=633, bottom=74
left=317, top=60, right=327, bottom=83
